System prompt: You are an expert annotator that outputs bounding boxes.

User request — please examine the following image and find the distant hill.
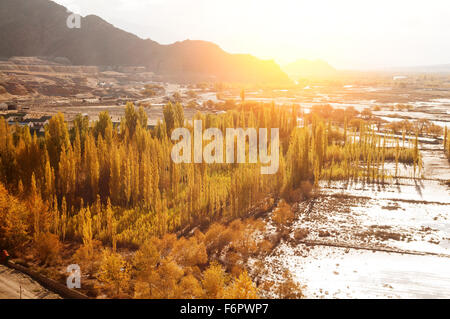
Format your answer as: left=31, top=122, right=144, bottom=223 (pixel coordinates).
left=0, top=0, right=291, bottom=84
left=282, top=59, right=337, bottom=80
left=379, top=64, right=450, bottom=74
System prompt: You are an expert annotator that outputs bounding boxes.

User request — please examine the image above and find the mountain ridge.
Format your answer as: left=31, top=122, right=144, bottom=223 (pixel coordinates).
left=0, top=0, right=291, bottom=84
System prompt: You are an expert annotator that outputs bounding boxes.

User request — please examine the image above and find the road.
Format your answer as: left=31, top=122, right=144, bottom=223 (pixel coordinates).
left=0, top=264, right=60, bottom=299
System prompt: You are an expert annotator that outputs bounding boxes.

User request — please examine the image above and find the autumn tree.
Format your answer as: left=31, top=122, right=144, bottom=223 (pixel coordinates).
left=45, top=113, right=70, bottom=170
left=224, top=271, right=259, bottom=299
left=202, top=262, right=228, bottom=298
left=98, top=249, right=131, bottom=297
left=0, top=183, right=30, bottom=249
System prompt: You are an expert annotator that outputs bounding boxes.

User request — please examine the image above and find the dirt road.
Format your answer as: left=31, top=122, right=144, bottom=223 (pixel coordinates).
left=0, top=265, right=60, bottom=299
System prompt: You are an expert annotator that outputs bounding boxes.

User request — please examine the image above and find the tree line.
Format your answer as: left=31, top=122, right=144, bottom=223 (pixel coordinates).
left=0, top=101, right=424, bottom=298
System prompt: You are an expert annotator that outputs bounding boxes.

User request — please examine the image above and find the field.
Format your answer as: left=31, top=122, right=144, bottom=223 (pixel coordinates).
left=1, top=66, right=449, bottom=299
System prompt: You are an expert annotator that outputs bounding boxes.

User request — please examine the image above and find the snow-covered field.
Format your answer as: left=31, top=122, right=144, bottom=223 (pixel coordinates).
left=267, top=244, right=450, bottom=299
left=259, top=123, right=450, bottom=298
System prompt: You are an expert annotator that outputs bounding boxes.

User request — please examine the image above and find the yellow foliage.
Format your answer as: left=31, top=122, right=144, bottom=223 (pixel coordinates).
left=97, top=249, right=130, bottom=297
left=34, top=232, right=61, bottom=266
left=0, top=183, right=30, bottom=249
left=224, top=271, right=259, bottom=299
left=201, top=262, right=228, bottom=299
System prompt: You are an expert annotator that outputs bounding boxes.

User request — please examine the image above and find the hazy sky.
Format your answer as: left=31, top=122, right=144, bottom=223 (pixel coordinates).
left=53, top=0, right=450, bottom=69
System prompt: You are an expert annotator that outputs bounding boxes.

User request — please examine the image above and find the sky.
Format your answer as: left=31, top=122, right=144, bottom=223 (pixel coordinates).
left=53, top=0, right=450, bottom=70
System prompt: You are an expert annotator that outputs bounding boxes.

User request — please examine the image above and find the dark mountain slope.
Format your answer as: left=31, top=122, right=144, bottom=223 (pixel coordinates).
left=0, top=0, right=290, bottom=84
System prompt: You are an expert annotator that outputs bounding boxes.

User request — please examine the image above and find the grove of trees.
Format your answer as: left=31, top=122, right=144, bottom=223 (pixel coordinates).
left=0, top=101, right=424, bottom=298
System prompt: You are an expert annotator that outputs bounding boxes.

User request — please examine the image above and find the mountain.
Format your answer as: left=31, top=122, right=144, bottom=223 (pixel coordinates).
left=378, top=64, right=450, bottom=74
left=282, top=59, right=337, bottom=80
left=0, top=0, right=291, bottom=84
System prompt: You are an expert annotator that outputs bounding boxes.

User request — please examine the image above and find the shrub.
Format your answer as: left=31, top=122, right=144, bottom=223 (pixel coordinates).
left=73, top=239, right=103, bottom=274
left=299, top=181, right=313, bottom=199
left=294, top=228, right=309, bottom=241
left=284, top=181, right=313, bottom=203
left=272, top=201, right=294, bottom=230
left=204, top=223, right=236, bottom=255
left=35, top=232, right=61, bottom=266
left=258, top=240, right=273, bottom=255
left=277, top=271, right=304, bottom=299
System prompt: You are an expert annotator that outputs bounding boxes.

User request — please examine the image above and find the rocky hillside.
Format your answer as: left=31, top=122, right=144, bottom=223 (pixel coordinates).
left=0, top=0, right=290, bottom=84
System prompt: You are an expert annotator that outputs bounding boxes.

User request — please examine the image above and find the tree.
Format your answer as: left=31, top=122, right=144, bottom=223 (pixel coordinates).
left=137, top=106, right=148, bottom=129
left=45, top=113, right=70, bottom=170
left=98, top=249, right=130, bottom=296
left=224, top=271, right=259, bottom=299
left=174, top=103, right=185, bottom=127
left=124, top=102, right=138, bottom=139
left=145, top=258, right=184, bottom=299
left=83, top=135, right=99, bottom=201
left=94, top=111, right=113, bottom=143
left=0, top=182, right=30, bottom=249
left=163, top=102, right=176, bottom=135
left=29, top=173, right=50, bottom=239
left=174, top=274, right=203, bottom=299
left=272, top=200, right=294, bottom=232
left=202, top=262, right=227, bottom=298
left=35, top=232, right=61, bottom=266
left=81, top=207, right=93, bottom=257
